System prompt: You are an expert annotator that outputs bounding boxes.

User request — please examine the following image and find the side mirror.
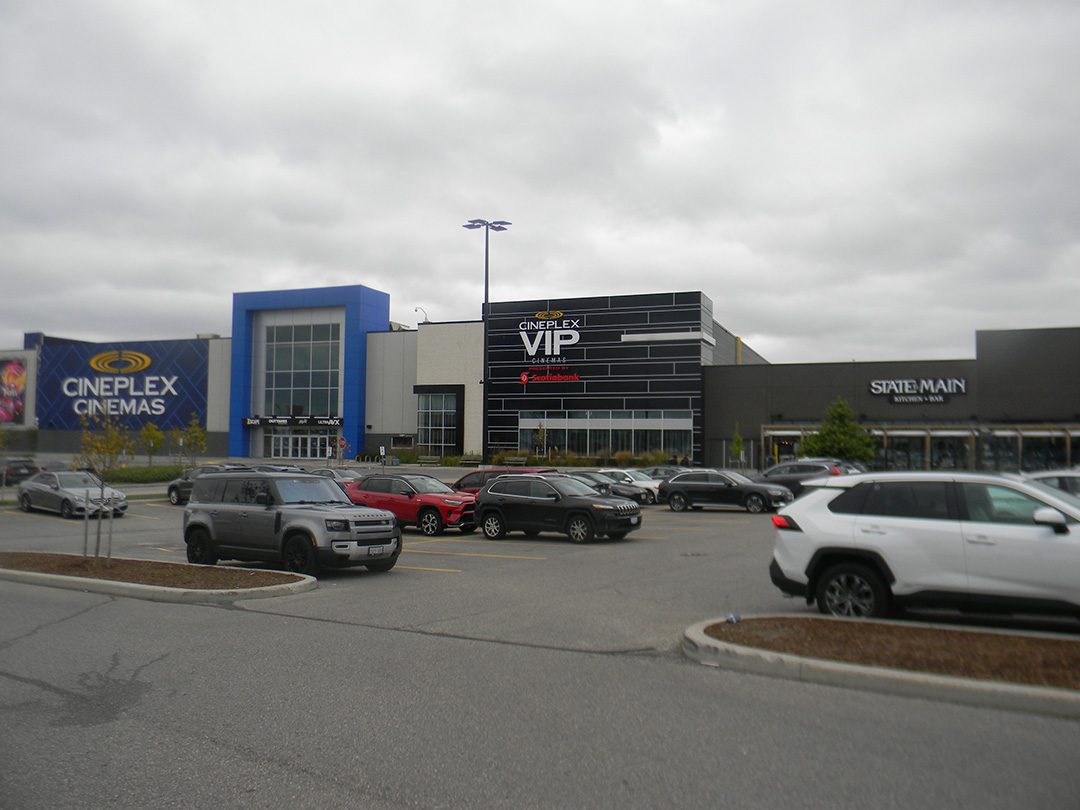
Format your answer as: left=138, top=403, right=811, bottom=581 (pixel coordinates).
left=1034, top=507, right=1069, bottom=534
left=255, top=492, right=274, bottom=506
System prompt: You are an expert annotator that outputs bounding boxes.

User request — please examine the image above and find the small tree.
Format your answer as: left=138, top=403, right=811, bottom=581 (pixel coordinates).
left=798, top=398, right=875, bottom=463
left=533, top=422, right=547, bottom=456
left=76, top=412, right=135, bottom=477
left=138, top=422, right=165, bottom=467
left=731, top=422, right=745, bottom=468
left=180, top=415, right=208, bottom=467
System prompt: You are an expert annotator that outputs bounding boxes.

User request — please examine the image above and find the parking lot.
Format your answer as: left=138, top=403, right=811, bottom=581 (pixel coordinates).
left=3, top=489, right=1080, bottom=809
left=0, top=493, right=791, bottom=652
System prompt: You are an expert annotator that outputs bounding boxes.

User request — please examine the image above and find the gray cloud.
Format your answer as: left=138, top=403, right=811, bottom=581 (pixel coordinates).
left=2, top=0, right=1078, bottom=363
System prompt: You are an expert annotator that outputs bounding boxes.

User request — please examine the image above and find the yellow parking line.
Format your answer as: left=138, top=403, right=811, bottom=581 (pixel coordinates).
left=395, top=565, right=462, bottom=573
left=403, top=549, right=545, bottom=560
left=409, top=536, right=609, bottom=550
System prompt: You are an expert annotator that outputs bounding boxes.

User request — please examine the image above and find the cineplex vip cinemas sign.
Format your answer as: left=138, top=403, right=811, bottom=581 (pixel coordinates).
left=516, top=310, right=582, bottom=384
left=37, top=340, right=209, bottom=430
left=869, top=376, right=968, bottom=404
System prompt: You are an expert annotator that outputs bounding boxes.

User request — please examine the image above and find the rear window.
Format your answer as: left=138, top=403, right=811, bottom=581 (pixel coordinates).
left=862, top=481, right=952, bottom=520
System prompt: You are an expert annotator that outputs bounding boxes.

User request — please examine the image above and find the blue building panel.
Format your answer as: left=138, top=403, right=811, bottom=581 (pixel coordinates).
left=228, top=285, right=390, bottom=457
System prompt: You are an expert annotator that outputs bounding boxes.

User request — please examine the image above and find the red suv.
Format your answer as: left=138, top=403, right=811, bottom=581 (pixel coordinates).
left=349, top=473, right=476, bottom=535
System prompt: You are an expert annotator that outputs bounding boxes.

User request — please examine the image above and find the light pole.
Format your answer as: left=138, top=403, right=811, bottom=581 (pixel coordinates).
left=463, top=218, right=511, bottom=464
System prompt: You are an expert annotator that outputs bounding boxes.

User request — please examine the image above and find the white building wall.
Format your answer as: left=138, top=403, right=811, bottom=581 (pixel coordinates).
left=416, top=321, right=483, bottom=455
left=366, top=330, right=418, bottom=434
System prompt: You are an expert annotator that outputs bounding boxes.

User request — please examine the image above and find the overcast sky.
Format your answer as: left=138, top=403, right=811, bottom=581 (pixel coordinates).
left=3, top=0, right=1079, bottom=364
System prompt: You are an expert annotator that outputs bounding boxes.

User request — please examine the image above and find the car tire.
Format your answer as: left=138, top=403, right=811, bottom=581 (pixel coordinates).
left=668, top=492, right=688, bottom=512
left=815, top=563, right=890, bottom=618
left=482, top=512, right=506, bottom=539
left=185, top=528, right=219, bottom=566
left=283, top=534, right=321, bottom=576
left=19, top=493, right=33, bottom=513
left=60, top=500, right=74, bottom=520
left=168, top=488, right=182, bottom=506
left=566, top=515, right=594, bottom=544
left=418, top=508, right=444, bottom=536
left=366, top=559, right=397, bottom=573
left=743, top=493, right=766, bottom=513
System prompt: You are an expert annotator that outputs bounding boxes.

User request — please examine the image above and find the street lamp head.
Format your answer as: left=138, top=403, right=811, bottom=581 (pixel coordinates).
left=462, top=219, right=512, bottom=231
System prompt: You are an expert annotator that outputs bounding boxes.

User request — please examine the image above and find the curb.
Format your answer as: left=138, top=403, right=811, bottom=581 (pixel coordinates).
left=682, top=615, right=1080, bottom=718
left=0, top=566, right=318, bottom=604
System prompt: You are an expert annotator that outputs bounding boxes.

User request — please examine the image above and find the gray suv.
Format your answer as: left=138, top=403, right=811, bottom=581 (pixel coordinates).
left=183, top=471, right=402, bottom=576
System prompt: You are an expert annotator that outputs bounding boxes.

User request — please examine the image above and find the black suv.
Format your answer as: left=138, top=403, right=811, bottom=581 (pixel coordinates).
left=474, top=474, right=642, bottom=543
left=753, top=460, right=846, bottom=496
left=183, top=471, right=402, bottom=576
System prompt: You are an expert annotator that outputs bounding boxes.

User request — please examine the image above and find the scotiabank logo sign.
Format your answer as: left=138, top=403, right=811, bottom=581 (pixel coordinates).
left=518, top=310, right=581, bottom=363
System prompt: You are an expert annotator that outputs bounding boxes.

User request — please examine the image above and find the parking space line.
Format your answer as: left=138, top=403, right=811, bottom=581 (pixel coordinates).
left=408, top=537, right=610, bottom=551
left=396, top=565, right=462, bottom=573
left=403, top=549, right=546, bottom=560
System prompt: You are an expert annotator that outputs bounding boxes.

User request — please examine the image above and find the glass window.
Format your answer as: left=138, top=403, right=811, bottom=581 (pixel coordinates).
left=962, top=484, right=1050, bottom=525
left=863, top=481, right=951, bottom=520
left=293, top=325, right=312, bottom=342
left=312, top=324, right=331, bottom=341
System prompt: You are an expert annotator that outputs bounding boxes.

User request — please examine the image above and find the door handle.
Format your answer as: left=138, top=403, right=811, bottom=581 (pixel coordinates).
left=860, top=527, right=886, bottom=535
left=966, top=535, right=996, bottom=545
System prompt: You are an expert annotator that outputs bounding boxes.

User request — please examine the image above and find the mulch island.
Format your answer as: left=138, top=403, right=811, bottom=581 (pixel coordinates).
left=706, top=615, right=1080, bottom=691
left=0, top=552, right=300, bottom=590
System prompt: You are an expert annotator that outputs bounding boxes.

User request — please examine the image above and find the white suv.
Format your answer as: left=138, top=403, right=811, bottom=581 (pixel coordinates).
left=770, top=471, right=1080, bottom=619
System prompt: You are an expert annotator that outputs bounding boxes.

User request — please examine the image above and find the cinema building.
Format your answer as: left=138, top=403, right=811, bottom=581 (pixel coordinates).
left=6, top=284, right=1079, bottom=473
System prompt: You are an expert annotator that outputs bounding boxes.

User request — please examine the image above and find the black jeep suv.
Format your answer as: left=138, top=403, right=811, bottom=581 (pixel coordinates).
left=474, top=473, right=642, bottom=543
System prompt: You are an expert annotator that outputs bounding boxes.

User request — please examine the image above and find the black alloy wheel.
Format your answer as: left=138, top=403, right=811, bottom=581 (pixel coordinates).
left=19, top=493, right=33, bottom=513
left=283, top=535, right=320, bottom=576
left=60, top=500, right=74, bottom=519
left=185, top=528, right=219, bottom=566
left=668, top=492, right=688, bottom=512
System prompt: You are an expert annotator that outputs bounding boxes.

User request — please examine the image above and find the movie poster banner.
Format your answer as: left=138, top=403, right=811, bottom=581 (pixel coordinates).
left=36, top=339, right=209, bottom=431
left=0, top=357, right=28, bottom=425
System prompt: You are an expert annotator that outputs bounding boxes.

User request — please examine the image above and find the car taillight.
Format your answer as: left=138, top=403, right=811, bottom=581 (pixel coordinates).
left=771, top=515, right=801, bottom=531
left=827, top=466, right=842, bottom=475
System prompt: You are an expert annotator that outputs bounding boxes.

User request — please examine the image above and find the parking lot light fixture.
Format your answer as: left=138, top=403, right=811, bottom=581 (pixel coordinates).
left=462, top=219, right=512, bottom=464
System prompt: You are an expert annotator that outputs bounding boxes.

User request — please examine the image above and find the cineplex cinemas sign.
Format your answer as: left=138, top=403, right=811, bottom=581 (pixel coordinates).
left=869, top=377, right=968, bottom=404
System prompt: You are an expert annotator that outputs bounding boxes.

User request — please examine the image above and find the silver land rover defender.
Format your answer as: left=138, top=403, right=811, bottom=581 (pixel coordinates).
left=183, top=470, right=402, bottom=576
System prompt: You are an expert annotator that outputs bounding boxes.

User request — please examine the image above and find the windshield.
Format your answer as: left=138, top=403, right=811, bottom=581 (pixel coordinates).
left=723, top=471, right=755, bottom=484
left=624, top=471, right=652, bottom=483
left=551, top=477, right=605, bottom=497
left=57, top=472, right=104, bottom=489
left=1029, top=479, right=1080, bottom=512
left=275, top=477, right=351, bottom=504
left=410, top=477, right=454, bottom=494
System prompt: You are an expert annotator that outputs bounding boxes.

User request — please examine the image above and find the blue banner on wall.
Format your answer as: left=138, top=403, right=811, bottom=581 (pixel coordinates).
left=36, top=340, right=209, bottom=431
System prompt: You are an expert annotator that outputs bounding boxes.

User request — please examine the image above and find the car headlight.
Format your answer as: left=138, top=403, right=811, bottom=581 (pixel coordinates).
left=325, top=519, right=349, bottom=531
left=768, top=489, right=787, bottom=497
left=591, top=503, right=615, bottom=510
left=444, top=499, right=462, bottom=507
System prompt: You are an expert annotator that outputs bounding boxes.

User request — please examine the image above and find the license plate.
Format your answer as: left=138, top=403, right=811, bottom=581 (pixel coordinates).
left=369, top=546, right=384, bottom=556
left=630, top=516, right=639, bottom=524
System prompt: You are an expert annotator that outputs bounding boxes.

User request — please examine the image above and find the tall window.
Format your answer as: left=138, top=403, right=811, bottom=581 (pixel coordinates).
left=263, top=323, right=341, bottom=417
left=418, top=393, right=457, bottom=456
